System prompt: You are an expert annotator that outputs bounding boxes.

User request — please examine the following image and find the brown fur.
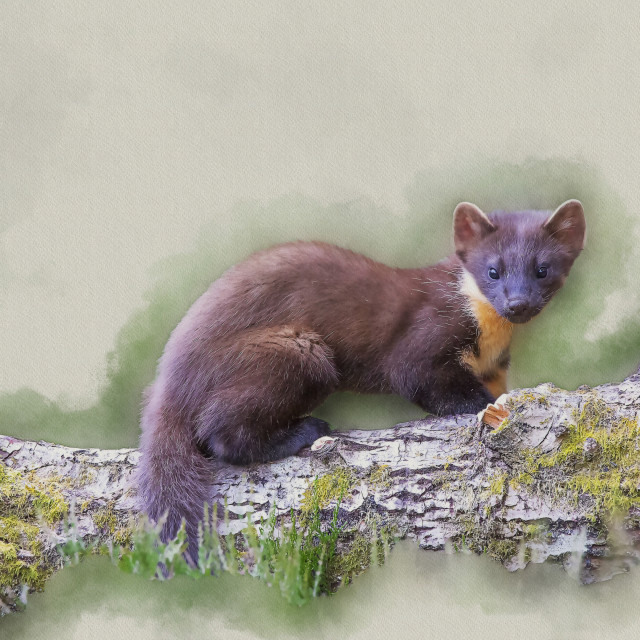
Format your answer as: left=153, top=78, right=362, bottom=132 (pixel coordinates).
left=137, top=201, right=585, bottom=555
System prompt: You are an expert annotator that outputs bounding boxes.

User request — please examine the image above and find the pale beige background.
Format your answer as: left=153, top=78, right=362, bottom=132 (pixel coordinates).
left=3, top=1, right=640, bottom=405
left=3, top=1, right=640, bottom=638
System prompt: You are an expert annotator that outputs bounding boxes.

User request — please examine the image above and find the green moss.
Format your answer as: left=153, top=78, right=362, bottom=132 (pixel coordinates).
left=483, top=395, right=640, bottom=537
left=367, top=464, right=392, bottom=490
left=76, top=469, right=97, bottom=487
left=92, top=503, right=135, bottom=547
left=522, top=523, right=545, bottom=539
left=526, top=397, right=640, bottom=518
left=30, top=489, right=68, bottom=526
left=113, top=527, right=133, bottom=548
left=455, top=512, right=538, bottom=566
left=487, top=539, right=519, bottom=562
left=93, top=504, right=118, bottom=534
left=509, top=471, right=534, bottom=489
left=328, top=535, right=371, bottom=586
left=489, top=418, right=510, bottom=434
left=0, top=465, right=68, bottom=525
left=0, top=540, right=49, bottom=592
left=489, top=471, right=508, bottom=496
left=0, top=515, right=51, bottom=593
left=509, top=390, right=550, bottom=408
left=0, top=463, right=69, bottom=603
left=0, top=515, right=40, bottom=546
left=300, top=468, right=354, bottom=517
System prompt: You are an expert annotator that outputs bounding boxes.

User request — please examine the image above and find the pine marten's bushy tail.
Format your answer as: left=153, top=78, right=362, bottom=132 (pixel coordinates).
left=136, top=383, right=214, bottom=558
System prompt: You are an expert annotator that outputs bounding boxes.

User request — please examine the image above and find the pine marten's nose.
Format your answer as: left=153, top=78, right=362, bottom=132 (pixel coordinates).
left=507, top=298, right=529, bottom=315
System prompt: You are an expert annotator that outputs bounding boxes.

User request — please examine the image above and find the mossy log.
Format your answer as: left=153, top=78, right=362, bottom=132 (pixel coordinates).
left=2, top=366, right=640, bottom=610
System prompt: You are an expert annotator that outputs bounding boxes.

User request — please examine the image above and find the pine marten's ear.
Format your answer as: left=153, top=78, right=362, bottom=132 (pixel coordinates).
left=453, top=202, right=496, bottom=259
left=543, top=200, right=586, bottom=259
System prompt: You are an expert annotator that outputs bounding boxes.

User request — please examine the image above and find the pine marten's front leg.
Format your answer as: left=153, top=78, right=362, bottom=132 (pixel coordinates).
left=392, top=360, right=495, bottom=417
left=481, top=366, right=508, bottom=399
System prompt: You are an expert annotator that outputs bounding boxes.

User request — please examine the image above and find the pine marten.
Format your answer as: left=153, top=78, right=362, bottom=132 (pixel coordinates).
left=137, top=200, right=586, bottom=555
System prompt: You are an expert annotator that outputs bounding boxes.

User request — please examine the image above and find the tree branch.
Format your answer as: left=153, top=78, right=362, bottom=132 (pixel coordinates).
left=2, top=366, right=640, bottom=610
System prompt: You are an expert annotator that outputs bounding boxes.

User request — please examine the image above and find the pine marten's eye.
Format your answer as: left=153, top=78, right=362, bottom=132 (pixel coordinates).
left=536, top=266, right=548, bottom=279
left=488, top=267, right=499, bottom=280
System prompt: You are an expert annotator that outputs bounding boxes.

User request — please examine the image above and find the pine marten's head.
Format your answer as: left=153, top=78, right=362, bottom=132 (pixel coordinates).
left=453, top=200, right=586, bottom=324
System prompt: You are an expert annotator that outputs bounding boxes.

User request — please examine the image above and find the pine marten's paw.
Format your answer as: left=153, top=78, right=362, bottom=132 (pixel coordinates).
left=478, top=395, right=511, bottom=430
left=294, top=417, right=332, bottom=457
left=309, top=435, right=338, bottom=457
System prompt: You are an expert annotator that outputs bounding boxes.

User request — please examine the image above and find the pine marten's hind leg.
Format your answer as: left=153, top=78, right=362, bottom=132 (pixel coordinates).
left=196, top=326, right=339, bottom=465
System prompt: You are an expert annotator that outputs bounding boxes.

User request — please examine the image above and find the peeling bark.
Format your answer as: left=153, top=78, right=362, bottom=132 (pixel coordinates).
left=2, top=366, right=640, bottom=598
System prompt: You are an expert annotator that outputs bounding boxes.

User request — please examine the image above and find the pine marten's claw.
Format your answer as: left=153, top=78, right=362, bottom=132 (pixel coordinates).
left=478, top=395, right=511, bottom=430
left=310, top=435, right=338, bottom=455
